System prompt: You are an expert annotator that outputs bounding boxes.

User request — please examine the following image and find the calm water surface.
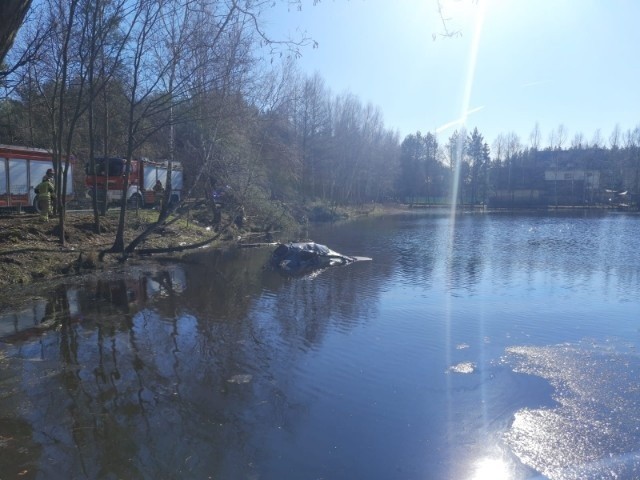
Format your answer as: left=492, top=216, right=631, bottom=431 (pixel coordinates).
left=1, top=211, right=639, bottom=479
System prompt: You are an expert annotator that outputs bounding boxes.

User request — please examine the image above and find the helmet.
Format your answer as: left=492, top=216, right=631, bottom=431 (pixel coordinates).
left=46, top=169, right=54, bottom=176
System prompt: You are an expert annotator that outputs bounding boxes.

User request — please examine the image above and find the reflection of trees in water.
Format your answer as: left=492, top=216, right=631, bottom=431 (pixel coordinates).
left=1, top=242, right=394, bottom=477
left=387, top=214, right=640, bottom=295
left=179, top=248, right=273, bottom=319
left=485, top=215, right=640, bottom=293
left=0, top=265, right=296, bottom=479
left=87, top=277, right=148, bottom=317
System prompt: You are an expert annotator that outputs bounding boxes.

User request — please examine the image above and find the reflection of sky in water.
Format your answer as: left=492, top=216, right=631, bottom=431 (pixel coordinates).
left=504, top=341, right=640, bottom=479
left=309, top=213, right=640, bottom=479
left=0, top=298, right=48, bottom=337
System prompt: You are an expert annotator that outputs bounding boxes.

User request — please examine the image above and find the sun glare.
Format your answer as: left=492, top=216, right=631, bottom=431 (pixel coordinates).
left=471, top=457, right=511, bottom=480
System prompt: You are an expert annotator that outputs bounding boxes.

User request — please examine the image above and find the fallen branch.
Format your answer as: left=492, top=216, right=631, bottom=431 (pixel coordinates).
left=134, top=230, right=225, bottom=256
left=99, top=217, right=234, bottom=261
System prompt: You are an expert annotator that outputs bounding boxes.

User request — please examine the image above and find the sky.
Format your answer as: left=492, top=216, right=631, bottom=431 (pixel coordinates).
left=265, top=0, right=640, bottom=147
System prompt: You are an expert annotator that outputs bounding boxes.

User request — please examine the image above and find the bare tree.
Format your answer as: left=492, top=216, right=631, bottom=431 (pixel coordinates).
left=297, top=72, right=331, bottom=198
left=609, top=123, right=621, bottom=150
left=550, top=124, right=567, bottom=206
left=121, top=0, right=314, bottom=256
left=571, top=132, right=584, bottom=150
left=547, top=129, right=556, bottom=151
left=84, top=0, right=132, bottom=234
left=591, top=128, right=603, bottom=149
left=555, top=124, right=567, bottom=150
left=18, top=0, right=86, bottom=245
left=492, top=134, right=505, bottom=166
left=110, top=0, right=172, bottom=253
left=529, top=122, right=541, bottom=151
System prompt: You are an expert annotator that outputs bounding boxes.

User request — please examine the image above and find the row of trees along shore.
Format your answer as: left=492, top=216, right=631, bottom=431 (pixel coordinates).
left=1, top=1, right=639, bottom=252
left=401, top=125, right=640, bottom=209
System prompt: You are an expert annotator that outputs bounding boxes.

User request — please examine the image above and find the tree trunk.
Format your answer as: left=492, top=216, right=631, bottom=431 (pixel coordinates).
left=0, top=0, right=32, bottom=67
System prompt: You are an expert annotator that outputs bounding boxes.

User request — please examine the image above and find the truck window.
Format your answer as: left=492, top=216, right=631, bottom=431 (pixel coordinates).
left=86, top=159, right=108, bottom=176
left=108, top=158, right=125, bottom=176
left=86, top=158, right=125, bottom=176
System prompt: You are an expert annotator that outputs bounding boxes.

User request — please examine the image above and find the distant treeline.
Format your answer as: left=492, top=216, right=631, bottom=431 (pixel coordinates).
left=398, top=128, right=640, bottom=209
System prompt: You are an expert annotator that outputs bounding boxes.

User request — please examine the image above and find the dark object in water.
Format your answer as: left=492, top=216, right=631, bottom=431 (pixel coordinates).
left=271, top=242, right=364, bottom=274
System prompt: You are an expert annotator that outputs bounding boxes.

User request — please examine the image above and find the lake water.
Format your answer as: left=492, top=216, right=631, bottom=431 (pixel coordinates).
left=1, top=210, right=639, bottom=479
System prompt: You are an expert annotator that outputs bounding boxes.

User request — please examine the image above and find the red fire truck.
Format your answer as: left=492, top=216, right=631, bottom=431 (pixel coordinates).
left=85, top=157, right=183, bottom=209
left=0, top=144, right=75, bottom=211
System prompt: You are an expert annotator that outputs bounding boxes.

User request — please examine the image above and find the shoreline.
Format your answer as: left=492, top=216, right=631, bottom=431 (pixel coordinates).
left=0, top=202, right=636, bottom=292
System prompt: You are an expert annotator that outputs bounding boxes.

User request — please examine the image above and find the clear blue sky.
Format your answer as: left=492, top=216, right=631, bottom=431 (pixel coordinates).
left=265, top=0, right=640, bottom=148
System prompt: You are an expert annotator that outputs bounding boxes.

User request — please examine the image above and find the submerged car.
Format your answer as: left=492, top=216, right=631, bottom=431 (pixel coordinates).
left=270, top=242, right=358, bottom=275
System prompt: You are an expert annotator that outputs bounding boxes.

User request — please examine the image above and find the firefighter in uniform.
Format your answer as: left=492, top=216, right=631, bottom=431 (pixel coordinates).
left=36, top=171, right=56, bottom=222
left=44, top=168, right=56, bottom=215
left=153, top=179, right=164, bottom=210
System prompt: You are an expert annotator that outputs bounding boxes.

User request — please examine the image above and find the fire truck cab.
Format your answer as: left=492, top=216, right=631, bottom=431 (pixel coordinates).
left=85, top=157, right=183, bottom=209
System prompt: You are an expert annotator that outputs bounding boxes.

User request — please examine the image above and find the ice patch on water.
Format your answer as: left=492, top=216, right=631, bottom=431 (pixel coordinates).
left=456, top=343, right=470, bottom=350
left=503, top=341, right=640, bottom=479
left=447, top=361, right=476, bottom=374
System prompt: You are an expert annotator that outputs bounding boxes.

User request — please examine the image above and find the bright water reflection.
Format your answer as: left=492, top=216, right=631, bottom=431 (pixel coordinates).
left=0, top=211, right=639, bottom=479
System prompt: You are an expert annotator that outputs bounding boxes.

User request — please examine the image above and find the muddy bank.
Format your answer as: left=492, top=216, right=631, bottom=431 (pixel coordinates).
left=0, top=209, right=234, bottom=289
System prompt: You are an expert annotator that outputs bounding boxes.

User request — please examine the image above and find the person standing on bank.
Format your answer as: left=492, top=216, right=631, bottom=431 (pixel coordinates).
left=36, top=171, right=56, bottom=222
left=153, top=179, right=164, bottom=210
left=42, top=168, right=56, bottom=215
